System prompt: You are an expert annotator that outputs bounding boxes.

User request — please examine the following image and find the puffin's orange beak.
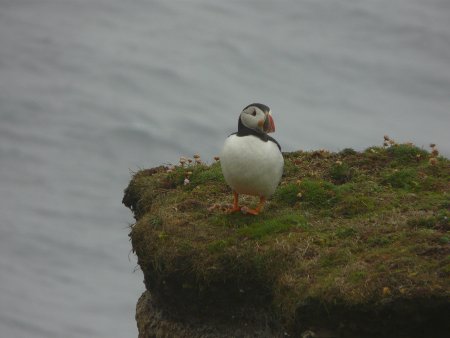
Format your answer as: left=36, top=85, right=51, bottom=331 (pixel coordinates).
left=263, top=112, right=275, bottom=133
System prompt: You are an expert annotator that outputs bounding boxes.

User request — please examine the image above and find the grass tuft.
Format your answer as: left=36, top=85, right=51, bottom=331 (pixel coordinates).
left=238, top=214, right=307, bottom=239
left=329, top=162, right=353, bottom=184
left=336, top=194, right=375, bottom=217
left=299, top=179, right=338, bottom=208
left=386, top=144, right=428, bottom=165
left=339, top=148, right=357, bottom=156
left=382, top=168, right=419, bottom=190
left=274, top=183, right=301, bottom=206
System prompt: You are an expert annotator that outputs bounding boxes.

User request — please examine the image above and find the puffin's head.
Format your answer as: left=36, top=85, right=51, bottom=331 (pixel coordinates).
left=239, top=103, right=275, bottom=134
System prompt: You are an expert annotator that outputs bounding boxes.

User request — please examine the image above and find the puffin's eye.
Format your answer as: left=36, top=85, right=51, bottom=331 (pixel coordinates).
left=251, top=110, right=257, bottom=116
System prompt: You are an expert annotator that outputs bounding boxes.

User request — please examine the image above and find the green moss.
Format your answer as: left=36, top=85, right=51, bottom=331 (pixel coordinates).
left=274, top=183, right=300, bottom=206
left=335, top=227, right=357, bottom=239
left=349, top=270, right=366, bottom=283
left=210, top=212, right=259, bottom=229
left=207, top=239, right=231, bottom=253
left=363, top=146, right=387, bottom=156
left=407, top=217, right=436, bottom=229
left=319, top=249, right=351, bottom=268
left=339, top=148, right=357, bottom=156
left=283, top=158, right=301, bottom=177
left=439, top=236, right=450, bottom=244
left=406, top=211, right=449, bottom=230
left=336, top=194, right=375, bottom=217
left=367, top=236, right=394, bottom=247
left=386, top=144, right=428, bottom=165
left=238, top=214, right=307, bottom=239
left=165, top=166, right=187, bottom=187
left=189, top=162, right=224, bottom=186
left=299, top=179, right=338, bottom=208
left=382, top=168, right=419, bottom=190
left=329, top=162, right=353, bottom=184
left=148, top=215, right=163, bottom=228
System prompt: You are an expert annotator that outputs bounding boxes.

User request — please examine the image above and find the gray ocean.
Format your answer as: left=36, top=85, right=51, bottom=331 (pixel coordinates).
left=1, top=0, right=449, bottom=337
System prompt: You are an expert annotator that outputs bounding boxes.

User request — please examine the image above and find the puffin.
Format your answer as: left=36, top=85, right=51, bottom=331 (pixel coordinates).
left=220, top=103, right=284, bottom=215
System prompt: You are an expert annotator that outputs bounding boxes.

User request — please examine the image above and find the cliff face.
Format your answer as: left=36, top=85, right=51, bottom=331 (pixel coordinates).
left=123, top=142, right=449, bottom=338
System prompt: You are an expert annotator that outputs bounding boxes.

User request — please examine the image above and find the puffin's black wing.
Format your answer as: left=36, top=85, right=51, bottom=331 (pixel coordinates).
left=266, top=135, right=281, bottom=152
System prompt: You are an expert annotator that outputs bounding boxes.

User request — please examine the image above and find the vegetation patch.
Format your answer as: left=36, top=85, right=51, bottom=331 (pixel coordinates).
left=335, top=226, right=357, bottom=239
left=238, top=214, right=307, bottom=239
left=298, top=179, right=338, bottom=208
left=407, top=210, right=449, bottom=231
left=274, top=183, right=301, bottom=206
left=386, top=143, right=428, bottom=165
left=381, top=168, right=419, bottom=190
left=335, top=193, right=375, bottom=217
left=124, top=140, right=450, bottom=337
left=329, top=162, right=353, bottom=184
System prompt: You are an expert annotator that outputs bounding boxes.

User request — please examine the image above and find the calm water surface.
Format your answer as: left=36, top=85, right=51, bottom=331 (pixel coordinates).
left=1, top=0, right=449, bottom=337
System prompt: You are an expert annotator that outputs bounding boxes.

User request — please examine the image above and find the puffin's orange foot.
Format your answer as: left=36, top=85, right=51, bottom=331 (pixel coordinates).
left=225, top=191, right=241, bottom=214
left=240, top=206, right=259, bottom=215
left=241, top=196, right=266, bottom=216
left=226, top=206, right=241, bottom=214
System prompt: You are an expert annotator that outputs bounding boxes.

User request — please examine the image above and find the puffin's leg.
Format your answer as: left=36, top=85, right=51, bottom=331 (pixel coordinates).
left=243, top=196, right=266, bottom=215
left=227, top=191, right=241, bottom=213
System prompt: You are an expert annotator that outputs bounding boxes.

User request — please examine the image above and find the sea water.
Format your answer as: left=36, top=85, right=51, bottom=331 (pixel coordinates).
left=1, top=0, right=449, bottom=337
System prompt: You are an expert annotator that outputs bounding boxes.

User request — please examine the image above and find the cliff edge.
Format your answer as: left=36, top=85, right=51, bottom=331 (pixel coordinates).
left=123, top=141, right=449, bottom=337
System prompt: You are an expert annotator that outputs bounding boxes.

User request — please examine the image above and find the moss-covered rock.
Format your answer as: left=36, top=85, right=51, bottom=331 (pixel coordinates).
left=124, top=143, right=450, bottom=337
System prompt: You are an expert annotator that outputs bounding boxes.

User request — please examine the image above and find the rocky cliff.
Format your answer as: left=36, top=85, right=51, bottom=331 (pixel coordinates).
left=123, top=141, right=449, bottom=337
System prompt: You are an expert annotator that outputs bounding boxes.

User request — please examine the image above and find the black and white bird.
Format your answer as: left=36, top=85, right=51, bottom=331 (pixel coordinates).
left=220, top=103, right=284, bottom=215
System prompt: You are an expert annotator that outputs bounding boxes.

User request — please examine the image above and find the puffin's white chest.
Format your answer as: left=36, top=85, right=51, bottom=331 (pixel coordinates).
left=220, top=135, right=284, bottom=197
